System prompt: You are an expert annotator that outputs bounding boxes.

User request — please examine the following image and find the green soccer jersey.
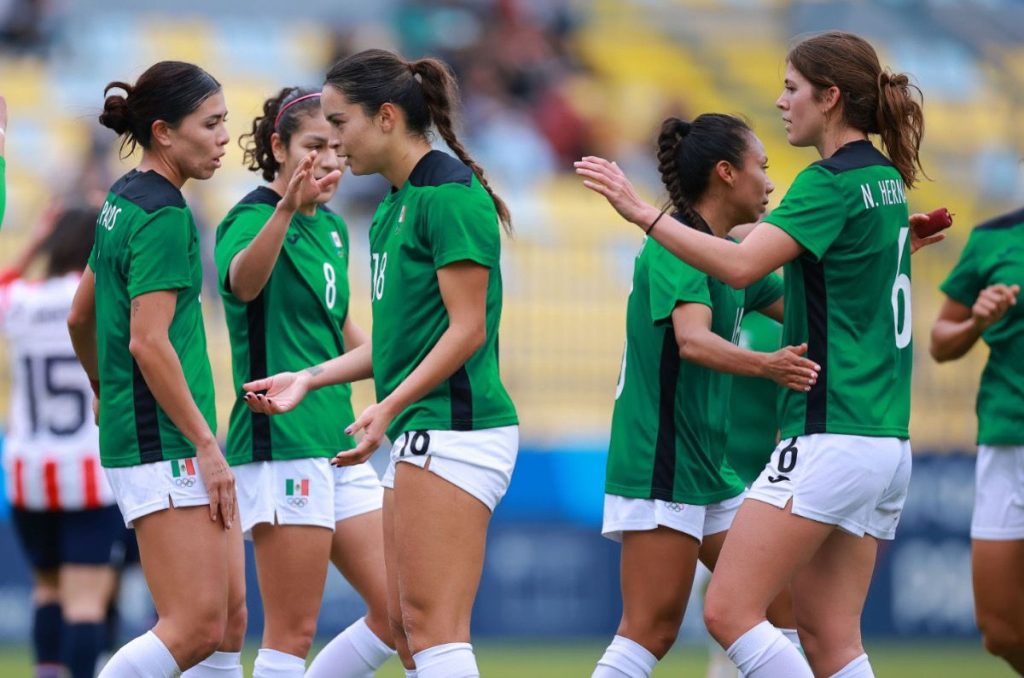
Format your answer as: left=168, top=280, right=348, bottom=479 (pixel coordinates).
left=88, top=170, right=216, bottom=468
left=726, top=312, right=783, bottom=486
left=216, top=187, right=357, bottom=465
left=940, top=208, right=1024, bottom=445
left=606, top=235, right=783, bottom=504
left=762, top=140, right=912, bottom=440
left=368, top=150, right=518, bottom=440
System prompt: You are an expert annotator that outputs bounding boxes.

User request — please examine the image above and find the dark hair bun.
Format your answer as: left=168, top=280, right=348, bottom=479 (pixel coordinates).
left=99, top=82, right=134, bottom=135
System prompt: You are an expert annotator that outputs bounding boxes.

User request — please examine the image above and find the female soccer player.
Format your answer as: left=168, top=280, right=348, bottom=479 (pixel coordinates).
left=67, top=61, right=246, bottom=678
left=216, top=86, right=396, bottom=678
left=1, top=205, right=130, bottom=678
left=593, top=114, right=817, bottom=678
left=242, top=49, right=518, bottom=678
left=930, top=207, right=1023, bottom=672
left=577, top=31, right=938, bottom=677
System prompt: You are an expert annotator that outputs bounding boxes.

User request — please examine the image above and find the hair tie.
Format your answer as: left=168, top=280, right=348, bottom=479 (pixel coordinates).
left=274, top=92, right=321, bottom=131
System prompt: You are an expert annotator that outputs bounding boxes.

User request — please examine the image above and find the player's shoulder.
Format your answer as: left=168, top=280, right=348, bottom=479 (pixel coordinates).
left=811, top=140, right=892, bottom=176
left=110, top=170, right=186, bottom=214
left=973, top=207, right=1024, bottom=234
left=409, top=150, right=474, bottom=191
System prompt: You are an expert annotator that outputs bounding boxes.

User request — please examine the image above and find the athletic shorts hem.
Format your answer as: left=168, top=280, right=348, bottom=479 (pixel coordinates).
left=970, top=526, right=1024, bottom=541
left=119, top=496, right=210, bottom=529
left=743, top=493, right=895, bottom=540
left=600, top=518, right=702, bottom=543
left=334, top=499, right=383, bottom=523
left=394, top=457, right=497, bottom=512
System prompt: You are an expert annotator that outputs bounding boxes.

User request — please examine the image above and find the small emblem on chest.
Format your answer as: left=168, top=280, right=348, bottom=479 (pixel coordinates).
left=330, top=230, right=342, bottom=250
left=286, top=231, right=301, bottom=245
left=399, top=205, right=406, bottom=224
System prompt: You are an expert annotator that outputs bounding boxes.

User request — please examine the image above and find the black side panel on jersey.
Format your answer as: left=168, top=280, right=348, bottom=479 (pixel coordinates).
left=814, top=140, right=892, bottom=175
left=651, top=330, right=681, bottom=501
left=112, top=170, right=187, bottom=213
left=976, top=207, right=1024, bottom=232
left=802, top=257, right=829, bottom=433
left=238, top=186, right=282, bottom=208
left=132, top=360, right=163, bottom=463
left=408, top=150, right=473, bottom=188
left=247, top=292, right=272, bottom=461
left=449, top=366, right=473, bottom=431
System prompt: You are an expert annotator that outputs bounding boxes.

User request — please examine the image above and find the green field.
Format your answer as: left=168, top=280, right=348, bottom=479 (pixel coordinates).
left=0, top=640, right=1016, bottom=677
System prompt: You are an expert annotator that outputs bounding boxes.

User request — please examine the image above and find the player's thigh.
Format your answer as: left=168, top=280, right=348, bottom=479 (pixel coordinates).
left=392, top=463, right=490, bottom=631
left=620, top=526, right=700, bottom=626
left=705, top=499, right=833, bottom=640
left=972, top=539, right=1024, bottom=632
left=331, top=509, right=388, bottom=615
left=791, top=529, right=877, bottom=676
left=252, top=523, right=332, bottom=628
left=133, top=505, right=237, bottom=624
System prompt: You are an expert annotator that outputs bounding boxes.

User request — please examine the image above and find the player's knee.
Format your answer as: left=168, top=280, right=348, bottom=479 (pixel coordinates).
left=703, top=589, right=738, bottom=645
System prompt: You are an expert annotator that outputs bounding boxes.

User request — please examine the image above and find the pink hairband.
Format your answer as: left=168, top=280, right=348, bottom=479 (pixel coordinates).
left=274, top=92, right=321, bottom=131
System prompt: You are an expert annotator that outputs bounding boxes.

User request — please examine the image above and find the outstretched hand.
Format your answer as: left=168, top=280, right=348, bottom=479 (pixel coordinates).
left=241, top=371, right=311, bottom=415
left=280, top=151, right=343, bottom=213
left=574, top=156, right=656, bottom=227
left=332, top=403, right=395, bottom=467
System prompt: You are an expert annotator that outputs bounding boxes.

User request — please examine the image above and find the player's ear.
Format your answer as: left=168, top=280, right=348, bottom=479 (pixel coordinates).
left=150, top=120, right=173, bottom=148
left=715, top=159, right=735, bottom=187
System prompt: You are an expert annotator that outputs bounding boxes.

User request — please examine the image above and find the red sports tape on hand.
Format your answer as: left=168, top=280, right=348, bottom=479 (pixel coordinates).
left=914, top=207, right=953, bottom=238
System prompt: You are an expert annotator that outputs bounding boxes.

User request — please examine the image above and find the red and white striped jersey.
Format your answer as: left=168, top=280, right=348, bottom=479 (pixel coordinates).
left=0, top=273, right=113, bottom=510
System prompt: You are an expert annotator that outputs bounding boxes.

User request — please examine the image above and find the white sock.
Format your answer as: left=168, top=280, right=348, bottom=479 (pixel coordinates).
left=829, top=654, right=873, bottom=677
left=593, top=635, right=658, bottom=678
left=404, top=671, right=418, bottom=678
left=412, top=642, right=478, bottom=678
left=305, top=618, right=395, bottom=678
left=181, top=651, right=242, bottom=677
left=726, top=621, right=813, bottom=677
left=779, top=628, right=802, bottom=653
left=253, top=648, right=304, bottom=678
left=98, top=630, right=180, bottom=678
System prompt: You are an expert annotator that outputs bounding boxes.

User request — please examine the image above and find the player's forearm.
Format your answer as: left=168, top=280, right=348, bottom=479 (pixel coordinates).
left=640, top=207, right=767, bottom=288
left=677, top=328, right=768, bottom=378
left=67, top=315, right=99, bottom=381
left=306, top=341, right=374, bottom=390
left=378, top=322, right=484, bottom=419
left=129, top=335, right=217, bottom=449
left=929, top=317, right=981, bottom=362
left=228, top=204, right=294, bottom=302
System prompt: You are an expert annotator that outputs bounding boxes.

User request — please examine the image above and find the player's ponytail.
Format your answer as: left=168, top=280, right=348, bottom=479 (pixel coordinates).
left=241, top=86, right=321, bottom=182
left=411, top=58, right=512, bottom=235
left=325, top=49, right=512, bottom=234
left=787, top=31, right=925, bottom=188
left=656, top=113, right=753, bottom=236
left=99, top=61, right=221, bottom=158
left=876, top=70, right=925, bottom=190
